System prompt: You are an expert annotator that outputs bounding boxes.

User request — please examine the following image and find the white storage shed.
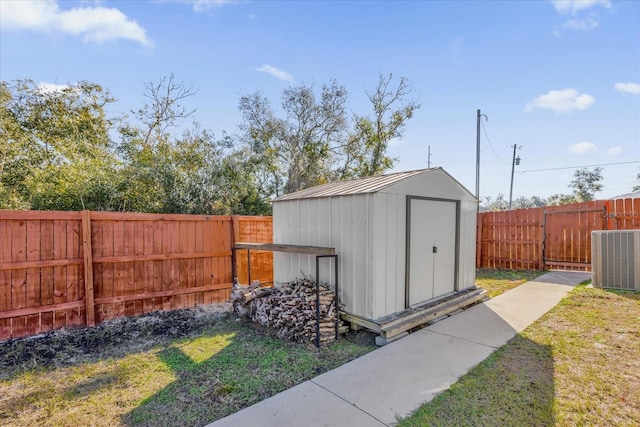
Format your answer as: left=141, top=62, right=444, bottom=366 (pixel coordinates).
left=272, top=167, right=478, bottom=323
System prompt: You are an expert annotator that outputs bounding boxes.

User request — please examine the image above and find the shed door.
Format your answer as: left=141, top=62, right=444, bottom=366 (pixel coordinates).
left=408, top=199, right=456, bottom=306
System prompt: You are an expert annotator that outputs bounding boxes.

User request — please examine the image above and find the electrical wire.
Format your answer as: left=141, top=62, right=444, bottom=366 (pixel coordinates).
left=480, top=120, right=508, bottom=166
left=521, top=161, right=639, bottom=173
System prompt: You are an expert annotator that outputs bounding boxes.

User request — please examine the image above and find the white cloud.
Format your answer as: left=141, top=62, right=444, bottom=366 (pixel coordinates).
left=0, top=0, right=151, bottom=46
left=37, top=82, right=70, bottom=94
left=256, top=65, right=294, bottom=84
left=568, top=142, right=598, bottom=155
left=551, top=0, right=611, bottom=15
left=551, top=1, right=610, bottom=34
left=190, top=0, right=239, bottom=12
left=614, top=82, right=640, bottom=95
left=563, top=15, right=599, bottom=31
left=606, top=146, right=623, bottom=156
left=524, top=88, right=595, bottom=113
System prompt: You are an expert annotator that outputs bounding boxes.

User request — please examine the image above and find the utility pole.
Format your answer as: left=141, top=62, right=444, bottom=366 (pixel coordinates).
left=476, top=109, right=487, bottom=212
left=427, top=145, right=432, bottom=168
left=508, top=144, right=521, bottom=210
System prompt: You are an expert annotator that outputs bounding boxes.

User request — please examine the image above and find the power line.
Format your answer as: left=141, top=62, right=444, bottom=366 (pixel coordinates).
left=480, top=120, right=508, bottom=166
left=521, top=161, right=639, bottom=173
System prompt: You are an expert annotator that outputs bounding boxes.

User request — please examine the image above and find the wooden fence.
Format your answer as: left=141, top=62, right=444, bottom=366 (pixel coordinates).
left=3, top=197, right=638, bottom=339
left=477, top=197, right=640, bottom=271
left=0, top=211, right=272, bottom=341
left=233, top=216, right=274, bottom=285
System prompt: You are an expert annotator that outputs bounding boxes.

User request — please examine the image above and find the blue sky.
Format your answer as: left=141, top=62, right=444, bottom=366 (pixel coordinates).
left=1, top=0, right=639, bottom=200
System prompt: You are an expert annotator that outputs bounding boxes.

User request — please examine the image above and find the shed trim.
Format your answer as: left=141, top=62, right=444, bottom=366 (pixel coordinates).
left=404, top=196, right=461, bottom=308
left=272, top=167, right=477, bottom=202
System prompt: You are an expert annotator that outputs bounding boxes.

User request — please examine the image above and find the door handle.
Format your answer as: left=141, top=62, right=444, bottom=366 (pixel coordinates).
left=433, top=246, right=437, bottom=253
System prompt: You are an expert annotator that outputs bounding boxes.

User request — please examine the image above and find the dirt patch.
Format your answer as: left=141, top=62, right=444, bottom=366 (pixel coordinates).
left=0, top=303, right=232, bottom=380
left=343, top=329, right=378, bottom=346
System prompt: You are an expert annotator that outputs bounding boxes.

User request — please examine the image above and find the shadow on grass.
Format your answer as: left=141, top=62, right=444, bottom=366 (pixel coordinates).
left=399, top=336, right=555, bottom=427
left=122, top=320, right=344, bottom=427
left=121, top=325, right=258, bottom=427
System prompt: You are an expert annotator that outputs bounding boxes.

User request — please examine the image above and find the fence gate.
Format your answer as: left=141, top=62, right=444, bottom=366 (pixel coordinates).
left=543, top=203, right=608, bottom=271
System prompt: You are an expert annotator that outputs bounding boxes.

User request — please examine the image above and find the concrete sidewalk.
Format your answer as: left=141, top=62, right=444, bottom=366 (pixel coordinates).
left=208, top=271, right=590, bottom=427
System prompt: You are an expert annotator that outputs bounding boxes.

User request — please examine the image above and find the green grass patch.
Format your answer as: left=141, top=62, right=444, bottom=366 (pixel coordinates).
left=0, top=314, right=374, bottom=427
left=400, top=285, right=640, bottom=426
left=476, top=268, right=544, bottom=297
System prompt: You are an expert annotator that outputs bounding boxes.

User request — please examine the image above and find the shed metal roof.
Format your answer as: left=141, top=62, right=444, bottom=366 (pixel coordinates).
left=273, top=168, right=441, bottom=201
left=610, top=190, right=640, bottom=200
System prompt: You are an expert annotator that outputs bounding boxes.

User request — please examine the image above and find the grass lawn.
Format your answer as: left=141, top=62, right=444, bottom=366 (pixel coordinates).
left=0, top=311, right=374, bottom=427
left=400, top=285, right=640, bottom=426
left=476, top=268, right=544, bottom=297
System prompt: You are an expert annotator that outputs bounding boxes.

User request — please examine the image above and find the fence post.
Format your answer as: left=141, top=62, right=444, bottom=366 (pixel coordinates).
left=538, top=208, right=545, bottom=271
left=230, top=215, right=238, bottom=281
left=476, top=213, right=482, bottom=268
left=81, top=210, right=96, bottom=327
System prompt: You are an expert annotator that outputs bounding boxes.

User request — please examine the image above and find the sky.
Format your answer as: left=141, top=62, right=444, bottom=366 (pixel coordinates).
left=1, top=0, right=639, bottom=201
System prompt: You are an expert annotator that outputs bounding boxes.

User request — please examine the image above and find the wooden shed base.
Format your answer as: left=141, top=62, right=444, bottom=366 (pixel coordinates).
left=341, top=288, right=488, bottom=342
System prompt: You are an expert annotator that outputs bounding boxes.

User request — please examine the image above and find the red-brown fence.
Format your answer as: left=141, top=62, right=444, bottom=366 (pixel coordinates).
left=477, top=197, right=640, bottom=271
left=233, top=216, right=274, bottom=285
left=0, top=210, right=272, bottom=340
left=3, top=197, right=637, bottom=339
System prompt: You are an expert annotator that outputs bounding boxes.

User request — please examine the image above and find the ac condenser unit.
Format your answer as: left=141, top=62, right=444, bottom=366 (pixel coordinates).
left=591, top=230, right=640, bottom=291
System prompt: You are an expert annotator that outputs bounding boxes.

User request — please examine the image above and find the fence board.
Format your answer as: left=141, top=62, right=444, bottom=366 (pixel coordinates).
left=234, top=216, right=273, bottom=284
left=195, top=221, right=204, bottom=306
left=96, top=220, right=111, bottom=321
left=152, top=221, right=163, bottom=312
left=132, top=220, right=144, bottom=316
left=52, top=220, right=67, bottom=330
left=187, top=220, right=197, bottom=308
left=123, top=220, right=136, bottom=317
left=68, top=218, right=84, bottom=327
left=477, top=198, right=639, bottom=271
left=142, top=221, right=153, bottom=314
left=0, top=210, right=272, bottom=341
left=0, top=221, right=11, bottom=339
left=112, top=219, right=126, bottom=319
left=178, top=221, right=188, bottom=309
left=26, top=220, right=42, bottom=336
left=202, top=219, right=214, bottom=304
left=11, top=220, right=27, bottom=338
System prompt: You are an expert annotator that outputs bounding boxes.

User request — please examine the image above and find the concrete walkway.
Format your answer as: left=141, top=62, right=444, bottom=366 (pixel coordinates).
left=208, top=271, right=590, bottom=427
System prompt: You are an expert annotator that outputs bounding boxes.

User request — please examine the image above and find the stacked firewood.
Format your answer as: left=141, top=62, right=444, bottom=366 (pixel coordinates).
left=231, top=278, right=347, bottom=345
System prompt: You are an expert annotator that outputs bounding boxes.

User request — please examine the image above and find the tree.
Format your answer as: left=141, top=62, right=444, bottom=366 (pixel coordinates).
left=238, top=75, right=421, bottom=197
left=633, top=170, right=640, bottom=192
left=482, top=193, right=508, bottom=211
left=341, top=73, right=420, bottom=178
left=238, top=81, right=348, bottom=196
left=134, top=73, right=196, bottom=146
left=118, top=76, right=269, bottom=215
left=569, top=167, right=603, bottom=202
left=116, top=75, right=199, bottom=212
left=546, top=193, right=578, bottom=206
left=0, top=79, right=119, bottom=210
left=512, top=195, right=546, bottom=209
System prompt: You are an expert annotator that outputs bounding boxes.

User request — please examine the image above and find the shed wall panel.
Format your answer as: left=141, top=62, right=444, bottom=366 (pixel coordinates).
left=274, top=195, right=374, bottom=317
left=371, top=192, right=407, bottom=319
left=273, top=168, right=477, bottom=321
left=372, top=195, right=387, bottom=318
left=350, top=195, right=370, bottom=317
left=458, top=200, right=477, bottom=290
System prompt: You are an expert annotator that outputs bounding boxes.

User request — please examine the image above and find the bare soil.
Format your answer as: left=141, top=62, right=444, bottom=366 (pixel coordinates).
left=0, top=303, right=233, bottom=380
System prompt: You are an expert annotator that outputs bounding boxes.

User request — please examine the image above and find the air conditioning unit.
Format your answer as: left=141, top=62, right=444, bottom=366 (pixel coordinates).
left=591, top=230, right=640, bottom=291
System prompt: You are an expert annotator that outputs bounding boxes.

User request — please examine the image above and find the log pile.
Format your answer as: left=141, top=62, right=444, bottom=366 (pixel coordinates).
left=231, top=278, right=347, bottom=345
